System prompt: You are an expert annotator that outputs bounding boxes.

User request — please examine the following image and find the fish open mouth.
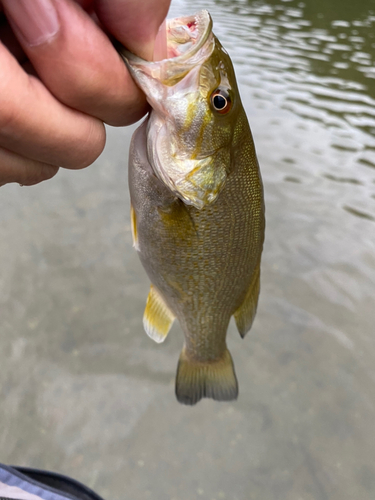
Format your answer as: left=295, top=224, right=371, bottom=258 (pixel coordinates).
left=117, top=11, right=214, bottom=86
left=161, top=10, right=212, bottom=60
left=117, top=11, right=225, bottom=210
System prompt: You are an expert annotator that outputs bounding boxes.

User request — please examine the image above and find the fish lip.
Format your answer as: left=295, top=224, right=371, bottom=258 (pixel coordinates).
left=117, top=10, right=213, bottom=74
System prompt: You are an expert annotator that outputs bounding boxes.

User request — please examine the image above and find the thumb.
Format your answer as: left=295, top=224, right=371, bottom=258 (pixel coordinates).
left=94, top=0, right=170, bottom=61
left=2, top=0, right=60, bottom=47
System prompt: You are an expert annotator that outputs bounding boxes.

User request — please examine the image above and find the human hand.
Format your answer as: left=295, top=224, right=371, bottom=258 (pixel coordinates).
left=0, top=0, right=170, bottom=187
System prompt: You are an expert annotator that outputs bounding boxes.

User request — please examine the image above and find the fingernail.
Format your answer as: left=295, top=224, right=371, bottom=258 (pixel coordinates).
left=3, top=0, right=60, bottom=47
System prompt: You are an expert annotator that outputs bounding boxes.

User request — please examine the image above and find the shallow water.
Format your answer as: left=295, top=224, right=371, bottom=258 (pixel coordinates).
left=1, top=0, right=375, bottom=499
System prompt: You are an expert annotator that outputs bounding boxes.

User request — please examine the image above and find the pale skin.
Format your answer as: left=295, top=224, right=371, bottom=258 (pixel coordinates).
left=0, top=0, right=171, bottom=187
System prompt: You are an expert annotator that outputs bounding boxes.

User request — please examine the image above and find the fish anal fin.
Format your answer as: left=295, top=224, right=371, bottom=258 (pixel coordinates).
left=143, top=285, right=175, bottom=343
left=130, top=204, right=139, bottom=251
left=175, top=348, right=238, bottom=405
left=234, top=263, right=261, bottom=338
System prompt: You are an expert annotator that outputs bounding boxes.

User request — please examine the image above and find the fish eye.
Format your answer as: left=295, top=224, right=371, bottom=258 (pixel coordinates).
left=211, top=89, right=232, bottom=114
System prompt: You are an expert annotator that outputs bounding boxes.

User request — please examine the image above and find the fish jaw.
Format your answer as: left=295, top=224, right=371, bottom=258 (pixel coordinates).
left=119, top=11, right=214, bottom=91
left=119, top=10, right=237, bottom=209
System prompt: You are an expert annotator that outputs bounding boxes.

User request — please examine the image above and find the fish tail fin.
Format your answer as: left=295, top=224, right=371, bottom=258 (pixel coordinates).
left=175, top=347, right=238, bottom=405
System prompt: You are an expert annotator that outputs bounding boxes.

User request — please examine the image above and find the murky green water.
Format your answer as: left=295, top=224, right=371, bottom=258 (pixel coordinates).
left=1, top=0, right=375, bottom=499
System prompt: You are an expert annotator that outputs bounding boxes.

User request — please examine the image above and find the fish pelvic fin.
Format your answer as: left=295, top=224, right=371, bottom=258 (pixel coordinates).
left=143, top=285, right=175, bottom=343
left=234, top=262, right=261, bottom=338
left=175, top=347, right=238, bottom=405
left=130, top=204, right=139, bottom=251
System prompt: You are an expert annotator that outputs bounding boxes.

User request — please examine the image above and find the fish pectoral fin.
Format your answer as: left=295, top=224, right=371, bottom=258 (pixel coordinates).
left=130, top=204, right=139, bottom=251
left=175, top=348, right=238, bottom=405
left=143, top=285, right=175, bottom=343
left=234, top=263, right=261, bottom=338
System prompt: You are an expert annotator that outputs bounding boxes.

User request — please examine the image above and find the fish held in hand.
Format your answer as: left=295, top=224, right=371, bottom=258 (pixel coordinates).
left=119, top=10, right=265, bottom=405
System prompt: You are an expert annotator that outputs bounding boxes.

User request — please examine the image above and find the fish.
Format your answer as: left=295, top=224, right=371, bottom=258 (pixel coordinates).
left=119, top=10, right=265, bottom=405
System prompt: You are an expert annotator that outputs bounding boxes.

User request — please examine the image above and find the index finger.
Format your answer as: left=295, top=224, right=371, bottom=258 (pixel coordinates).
left=2, top=0, right=148, bottom=127
left=0, top=43, right=105, bottom=170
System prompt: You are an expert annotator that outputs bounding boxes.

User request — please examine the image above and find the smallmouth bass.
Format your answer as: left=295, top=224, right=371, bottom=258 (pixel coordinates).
left=119, top=11, right=265, bottom=405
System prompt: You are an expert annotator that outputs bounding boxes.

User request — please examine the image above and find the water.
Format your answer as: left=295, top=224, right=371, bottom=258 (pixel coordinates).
left=0, top=0, right=375, bottom=499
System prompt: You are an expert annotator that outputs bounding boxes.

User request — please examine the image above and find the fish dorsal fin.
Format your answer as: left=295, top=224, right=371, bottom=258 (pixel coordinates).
left=130, top=204, right=139, bottom=250
left=143, top=285, right=175, bottom=343
left=234, top=263, right=261, bottom=338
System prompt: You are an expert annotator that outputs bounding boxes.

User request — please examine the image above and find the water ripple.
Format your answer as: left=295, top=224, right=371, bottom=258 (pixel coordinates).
left=169, top=0, right=375, bottom=226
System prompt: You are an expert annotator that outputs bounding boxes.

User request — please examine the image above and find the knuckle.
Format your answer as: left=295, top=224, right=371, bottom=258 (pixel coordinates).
left=65, top=121, right=106, bottom=170
left=22, top=164, right=59, bottom=186
left=0, top=53, right=24, bottom=133
left=0, top=153, right=59, bottom=187
left=0, top=100, right=20, bottom=133
left=38, top=164, right=59, bottom=182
